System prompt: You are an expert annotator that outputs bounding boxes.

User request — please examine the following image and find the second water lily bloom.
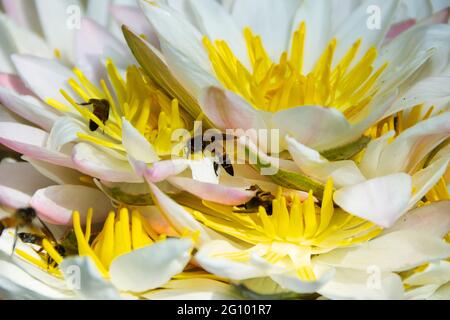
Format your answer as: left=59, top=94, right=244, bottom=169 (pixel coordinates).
left=0, top=206, right=197, bottom=299
left=136, top=0, right=450, bottom=153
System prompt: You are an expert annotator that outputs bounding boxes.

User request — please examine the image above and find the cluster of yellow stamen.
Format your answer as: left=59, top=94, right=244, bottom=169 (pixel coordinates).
left=203, top=23, right=388, bottom=118
left=46, top=59, right=185, bottom=157
left=192, top=179, right=381, bottom=281
left=70, top=208, right=163, bottom=276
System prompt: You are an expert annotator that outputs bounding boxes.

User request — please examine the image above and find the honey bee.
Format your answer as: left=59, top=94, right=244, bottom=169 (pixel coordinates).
left=187, top=133, right=235, bottom=177
left=233, top=185, right=275, bottom=215
left=79, top=99, right=110, bottom=132
left=0, top=207, right=57, bottom=255
left=17, top=230, right=78, bottom=267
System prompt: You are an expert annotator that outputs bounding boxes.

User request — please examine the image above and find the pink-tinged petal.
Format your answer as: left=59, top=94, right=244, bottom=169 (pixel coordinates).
left=30, top=185, right=113, bottom=226
left=333, top=173, right=412, bottom=228
left=199, top=86, right=267, bottom=132
left=0, top=87, right=59, bottom=130
left=168, top=176, right=255, bottom=206
left=72, top=143, right=143, bottom=183
left=0, top=162, right=54, bottom=209
left=386, top=19, right=416, bottom=41
left=11, top=54, right=74, bottom=102
left=122, top=118, right=160, bottom=163
left=417, top=7, right=450, bottom=27
left=0, top=122, right=73, bottom=168
left=0, top=73, right=34, bottom=96
left=75, top=18, right=130, bottom=80
left=143, top=159, right=189, bottom=183
left=1, top=0, right=40, bottom=31
left=148, top=182, right=221, bottom=245
left=111, top=5, right=160, bottom=49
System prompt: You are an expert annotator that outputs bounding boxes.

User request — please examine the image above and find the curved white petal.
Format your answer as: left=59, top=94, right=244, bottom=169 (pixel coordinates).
left=142, top=278, right=241, bottom=300
left=60, top=256, right=120, bottom=300
left=333, top=173, right=412, bottom=228
left=388, top=201, right=450, bottom=238
left=72, top=142, right=142, bottom=183
left=314, top=230, right=450, bottom=272
left=12, top=54, right=74, bottom=102
left=376, top=112, right=450, bottom=175
left=286, top=135, right=366, bottom=187
left=0, top=122, right=74, bottom=168
left=317, top=267, right=405, bottom=300
left=272, top=106, right=351, bottom=152
left=0, top=161, right=54, bottom=209
left=196, top=240, right=266, bottom=280
left=359, top=131, right=395, bottom=178
left=168, top=176, right=255, bottom=206
left=30, top=185, right=113, bottom=225
left=122, top=118, right=159, bottom=163
left=109, top=238, right=193, bottom=292
left=231, top=0, right=299, bottom=60
left=0, top=87, right=59, bottom=130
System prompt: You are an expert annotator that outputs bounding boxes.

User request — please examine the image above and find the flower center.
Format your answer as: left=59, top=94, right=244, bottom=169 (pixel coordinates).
left=203, top=23, right=388, bottom=118
left=192, top=179, right=381, bottom=281
left=71, top=208, right=162, bottom=276
left=46, top=59, right=185, bottom=158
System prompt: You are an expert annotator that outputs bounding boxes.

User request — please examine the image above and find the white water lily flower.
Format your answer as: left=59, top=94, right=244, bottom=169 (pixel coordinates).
left=137, top=0, right=450, bottom=153
left=147, top=177, right=450, bottom=299
left=0, top=206, right=196, bottom=299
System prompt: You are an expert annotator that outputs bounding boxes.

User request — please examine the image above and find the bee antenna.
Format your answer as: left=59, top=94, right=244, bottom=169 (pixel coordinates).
left=11, top=226, right=19, bottom=256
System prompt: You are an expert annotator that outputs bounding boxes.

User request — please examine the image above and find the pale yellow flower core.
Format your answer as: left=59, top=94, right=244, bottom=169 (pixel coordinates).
left=192, top=179, right=381, bottom=282
left=46, top=59, right=185, bottom=157
left=203, top=23, right=388, bottom=117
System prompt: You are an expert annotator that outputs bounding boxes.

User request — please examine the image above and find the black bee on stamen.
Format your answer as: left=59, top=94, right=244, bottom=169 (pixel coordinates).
left=233, top=185, right=275, bottom=215
left=79, top=99, right=110, bottom=132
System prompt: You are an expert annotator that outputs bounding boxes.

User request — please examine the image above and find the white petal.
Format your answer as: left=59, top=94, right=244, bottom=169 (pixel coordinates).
left=359, top=131, right=395, bottom=178
left=72, top=142, right=143, bottom=183
left=272, top=106, right=351, bottom=152
left=286, top=135, right=366, bottom=187
left=30, top=185, right=113, bottom=225
left=391, top=76, right=450, bottom=113
left=428, top=281, right=450, bottom=300
left=109, top=238, right=193, bottom=292
left=75, top=18, right=130, bottom=81
left=199, top=86, right=268, bottom=132
left=317, top=267, right=405, bottom=300
left=0, top=258, right=69, bottom=299
left=0, top=87, right=59, bottom=130
left=188, top=0, right=247, bottom=65
left=290, top=0, right=331, bottom=73
left=0, top=161, right=54, bottom=209
left=111, top=4, right=160, bottom=48
left=1, top=0, right=41, bottom=31
left=405, top=260, right=450, bottom=287
left=122, top=118, right=160, bottom=163
left=333, top=173, right=412, bottom=228
left=142, top=278, right=241, bottom=300
left=376, top=112, right=450, bottom=175
left=408, top=157, right=449, bottom=210
left=34, top=0, right=83, bottom=62
left=139, top=0, right=210, bottom=71
left=314, top=230, right=450, bottom=272
left=12, top=54, right=74, bottom=102
left=231, top=0, right=299, bottom=60
left=388, top=201, right=450, bottom=238
left=0, top=122, right=74, bottom=168
left=196, top=240, right=266, bottom=280
left=60, top=256, right=120, bottom=299
left=168, top=176, right=254, bottom=206
left=333, top=0, right=400, bottom=63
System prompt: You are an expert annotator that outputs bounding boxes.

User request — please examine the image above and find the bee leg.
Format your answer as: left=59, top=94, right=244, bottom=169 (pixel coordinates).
left=11, top=226, right=19, bottom=256
left=0, top=223, right=5, bottom=237
left=213, top=162, right=219, bottom=177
